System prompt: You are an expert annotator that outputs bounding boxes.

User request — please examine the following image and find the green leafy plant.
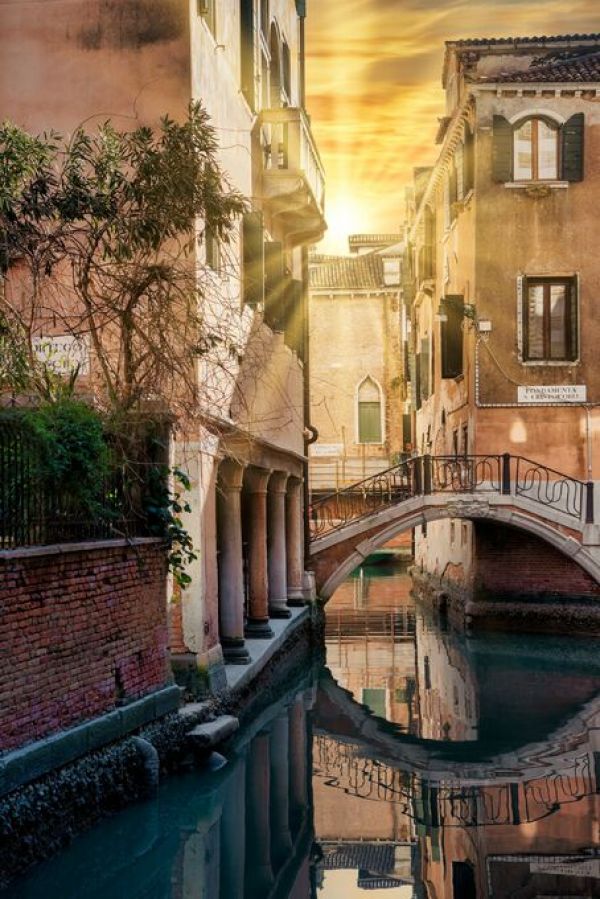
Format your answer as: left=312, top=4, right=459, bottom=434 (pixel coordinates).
left=20, top=399, right=110, bottom=515
left=143, top=465, right=197, bottom=589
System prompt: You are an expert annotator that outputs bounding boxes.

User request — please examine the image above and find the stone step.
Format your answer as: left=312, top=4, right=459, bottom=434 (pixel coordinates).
left=187, top=716, right=239, bottom=750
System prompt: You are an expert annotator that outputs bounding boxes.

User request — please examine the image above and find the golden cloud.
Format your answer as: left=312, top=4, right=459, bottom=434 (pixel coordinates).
left=306, top=0, right=600, bottom=252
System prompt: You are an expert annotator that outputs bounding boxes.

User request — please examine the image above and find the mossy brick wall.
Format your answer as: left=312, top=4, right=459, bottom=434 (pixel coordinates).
left=0, top=541, right=169, bottom=751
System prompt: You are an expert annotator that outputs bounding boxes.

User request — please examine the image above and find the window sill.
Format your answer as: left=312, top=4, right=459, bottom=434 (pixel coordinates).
left=505, top=181, right=569, bottom=195
left=519, top=359, right=580, bottom=367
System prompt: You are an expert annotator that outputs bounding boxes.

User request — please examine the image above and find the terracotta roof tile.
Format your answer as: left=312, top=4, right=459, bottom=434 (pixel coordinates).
left=490, top=48, right=600, bottom=83
left=309, top=253, right=386, bottom=291
left=448, top=33, right=600, bottom=48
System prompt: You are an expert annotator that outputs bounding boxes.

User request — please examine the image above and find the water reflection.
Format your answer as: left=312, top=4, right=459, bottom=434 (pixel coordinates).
left=5, top=560, right=600, bottom=898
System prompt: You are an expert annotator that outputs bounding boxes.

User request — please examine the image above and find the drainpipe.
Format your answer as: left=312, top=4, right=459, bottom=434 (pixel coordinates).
left=302, top=244, right=318, bottom=562
left=585, top=404, right=593, bottom=482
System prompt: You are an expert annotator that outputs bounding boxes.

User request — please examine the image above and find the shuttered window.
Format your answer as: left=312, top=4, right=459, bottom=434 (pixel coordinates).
left=523, top=277, right=577, bottom=361
left=493, top=114, right=584, bottom=183
left=441, top=295, right=464, bottom=379
left=242, top=212, right=264, bottom=307
left=358, top=377, right=383, bottom=444
left=240, top=0, right=255, bottom=109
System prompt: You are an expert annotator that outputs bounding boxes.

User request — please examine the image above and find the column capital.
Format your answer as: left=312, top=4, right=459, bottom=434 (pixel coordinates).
left=218, top=458, right=245, bottom=491
left=244, top=466, right=272, bottom=494
left=269, top=470, right=290, bottom=494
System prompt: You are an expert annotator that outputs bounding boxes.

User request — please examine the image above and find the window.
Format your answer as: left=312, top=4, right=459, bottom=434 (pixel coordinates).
left=440, top=295, right=464, bottom=379
left=514, top=118, right=558, bottom=181
left=198, top=0, right=216, bottom=36
left=523, top=277, right=577, bottom=362
left=205, top=225, right=220, bottom=273
left=493, top=113, right=584, bottom=183
left=383, top=258, right=401, bottom=285
left=240, top=0, right=255, bottom=109
left=357, top=376, right=383, bottom=444
left=260, top=0, right=269, bottom=37
left=282, top=41, right=291, bottom=101
left=242, top=212, right=264, bottom=307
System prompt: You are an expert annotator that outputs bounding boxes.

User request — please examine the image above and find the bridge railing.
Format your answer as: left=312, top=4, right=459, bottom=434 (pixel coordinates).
left=310, top=453, right=594, bottom=539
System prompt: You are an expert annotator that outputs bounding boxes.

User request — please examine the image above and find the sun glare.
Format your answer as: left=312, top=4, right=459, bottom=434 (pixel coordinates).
left=319, top=197, right=371, bottom=255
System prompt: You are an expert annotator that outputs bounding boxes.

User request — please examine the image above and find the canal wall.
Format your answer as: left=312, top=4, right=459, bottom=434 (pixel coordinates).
left=411, top=519, right=600, bottom=633
left=0, top=538, right=172, bottom=752
left=0, top=601, right=314, bottom=886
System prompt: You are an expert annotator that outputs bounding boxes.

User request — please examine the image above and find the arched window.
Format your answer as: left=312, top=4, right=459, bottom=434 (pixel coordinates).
left=357, top=377, right=383, bottom=444
left=513, top=117, right=559, bottom=181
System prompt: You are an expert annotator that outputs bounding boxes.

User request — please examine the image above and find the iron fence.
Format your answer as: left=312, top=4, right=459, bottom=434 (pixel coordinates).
left=0, top=418, right=155, bottom=549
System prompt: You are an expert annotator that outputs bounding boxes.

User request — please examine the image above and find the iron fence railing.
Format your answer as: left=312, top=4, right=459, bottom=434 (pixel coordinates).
left=310, top=453, right=593, bottom=539
left=0, top=419, right=156, bottom=549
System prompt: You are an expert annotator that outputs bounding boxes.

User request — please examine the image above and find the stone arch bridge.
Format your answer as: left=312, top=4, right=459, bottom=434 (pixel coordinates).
left=309, top=454, right=600, bottom=600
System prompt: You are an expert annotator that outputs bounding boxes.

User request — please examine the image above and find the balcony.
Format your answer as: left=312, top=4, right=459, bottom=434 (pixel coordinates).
left=258, top=107, right=326, bottom=246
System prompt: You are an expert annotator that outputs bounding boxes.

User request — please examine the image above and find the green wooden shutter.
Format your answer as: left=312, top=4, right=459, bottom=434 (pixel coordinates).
left=441, top=295, right=464, bottom=378
left=562, top=113, right=584, bottom=182
left=358, top=402, right=382, bottom=443
left=463, top=126, right=474, bottom=194
left=419, top=337, right=430, bottom=400
left=242, top=212, right=264, bottom=307
left=240, top=0, right=255, bottom=110
left=492, top=115, right=513, bottom=182
left=568, top=276, right=578, bottom=361
left=264, top=241, right=285, bottom=328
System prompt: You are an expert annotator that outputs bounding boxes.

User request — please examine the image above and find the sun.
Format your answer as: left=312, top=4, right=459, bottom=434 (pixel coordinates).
left=318, top=196, right=371, bottom=255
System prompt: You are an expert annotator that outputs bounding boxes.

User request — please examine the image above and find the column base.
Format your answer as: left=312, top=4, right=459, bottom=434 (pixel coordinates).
left=268, top=601, right=292, bottom=619
left=286, top=589, right=305, bottom=608
left=221, top=638, right=251, bottom=665
left=245, top=618, right=275, bottom=639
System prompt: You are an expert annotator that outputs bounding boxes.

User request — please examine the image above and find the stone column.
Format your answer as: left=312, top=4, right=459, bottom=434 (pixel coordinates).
left=243, top=467, right=274, bottom=639
left=268, top=471, right=292, bottom=618
left=217, top=459, right=250, bottom=665
left=245, top=733, right=274, bottom=895
left=270, top=714, right=294, bottom=872
left=286, top=477, right=305, bottom=606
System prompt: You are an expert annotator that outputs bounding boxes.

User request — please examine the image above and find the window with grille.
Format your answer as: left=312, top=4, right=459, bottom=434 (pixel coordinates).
left=357, top=377, right=383, bottom=444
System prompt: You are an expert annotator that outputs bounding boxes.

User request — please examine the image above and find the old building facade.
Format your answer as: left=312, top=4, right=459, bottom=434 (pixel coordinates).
left=405, top=34, right=600, bottom=598
left=0, top=0, right=326, bottom=688
left=308, top=236, right=407, bottom=493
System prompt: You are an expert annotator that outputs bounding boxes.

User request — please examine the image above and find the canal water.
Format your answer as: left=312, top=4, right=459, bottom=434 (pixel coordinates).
left=5, top=559, right=600, bottom=898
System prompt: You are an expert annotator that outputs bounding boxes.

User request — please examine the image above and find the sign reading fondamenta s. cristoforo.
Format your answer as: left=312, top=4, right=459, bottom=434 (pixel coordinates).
left=517, top=385, right=587, bottom=404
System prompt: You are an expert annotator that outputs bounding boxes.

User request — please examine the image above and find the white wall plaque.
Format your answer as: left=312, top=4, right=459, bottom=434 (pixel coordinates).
left=310, top=443, right=344, bottom=457
left=33, top=335, right=90, bottom=375
left=517, top=384, right=587, bottom=404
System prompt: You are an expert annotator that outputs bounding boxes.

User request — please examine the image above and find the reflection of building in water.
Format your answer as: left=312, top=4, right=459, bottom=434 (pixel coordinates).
left=325, top=566, right=478, bottom=739
left=325, top=565, right=419, bottom=730
left=312, top=735, right=417, bottom=893
left=415, top=614, right=478, bottom=742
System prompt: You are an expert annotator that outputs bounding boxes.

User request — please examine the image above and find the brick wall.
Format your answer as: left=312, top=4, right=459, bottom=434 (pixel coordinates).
left=474, top=522, right=600, bottom=599
left=0, top=540, right=170, bottom=752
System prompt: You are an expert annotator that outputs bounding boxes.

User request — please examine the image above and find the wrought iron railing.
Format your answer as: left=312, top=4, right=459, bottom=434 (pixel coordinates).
left=0, top=419, right=155, bottom=549
left=310, top=453, right=593, bottom=539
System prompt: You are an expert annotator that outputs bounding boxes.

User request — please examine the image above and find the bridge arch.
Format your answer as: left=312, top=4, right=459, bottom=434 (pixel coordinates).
left=310, top=494, right=600, bottom=600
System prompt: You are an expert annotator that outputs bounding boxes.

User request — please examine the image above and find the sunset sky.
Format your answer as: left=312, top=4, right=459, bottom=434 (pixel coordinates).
left=306, top=0, right=600, bottom=252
